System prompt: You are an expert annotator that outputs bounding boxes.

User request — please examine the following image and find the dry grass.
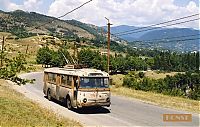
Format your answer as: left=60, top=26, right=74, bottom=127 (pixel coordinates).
left=0, top=80, right=82, bottom=127
left=110, top=74, right=125, bottom=87
left=111, top=86, right=200, bottom=114
left=0, top=32, right=12, bottom=37
left=28, top=64, right=44, bottom=72
left=145, top=71, right=181, bottom=79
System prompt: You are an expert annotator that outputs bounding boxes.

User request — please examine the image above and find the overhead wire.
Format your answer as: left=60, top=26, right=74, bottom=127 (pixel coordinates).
left=115, top=18, right=199, bottom=36
left=139, top=37, right=200, bottom=44
left=133, top=34, right=200, bottom=43
left=114, top=13, right=199, bottom=35
left=28, top=0, right=93, bottom=32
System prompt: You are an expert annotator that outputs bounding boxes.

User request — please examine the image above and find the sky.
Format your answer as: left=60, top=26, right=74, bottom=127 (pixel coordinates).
left=0, top=0, right=199, bottom=29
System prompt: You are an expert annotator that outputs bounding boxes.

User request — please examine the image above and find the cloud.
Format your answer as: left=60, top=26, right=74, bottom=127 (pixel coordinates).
left=0, top=0, right=198, bottom=29
left=2, top=0, right=43, bottom=12
left=48, top=0, right=199, bottom=29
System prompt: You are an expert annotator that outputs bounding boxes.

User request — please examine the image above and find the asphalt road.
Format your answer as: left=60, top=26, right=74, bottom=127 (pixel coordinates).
left=16, top=72, right=199, bottom=127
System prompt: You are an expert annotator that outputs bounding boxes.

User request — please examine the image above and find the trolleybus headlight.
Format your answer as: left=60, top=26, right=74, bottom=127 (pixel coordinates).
left=106, top=97, right=110, bottom=102
left=83, top=98, right=87, bottom=103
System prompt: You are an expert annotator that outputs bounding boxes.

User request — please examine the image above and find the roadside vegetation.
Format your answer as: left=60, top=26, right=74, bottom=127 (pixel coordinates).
left=111, top=73, right=200, bottom=113
left=0, top=80, right=81, bottom=127
left=0, top=52, right=34, bottom=85
left=123, top=71, right=200, bottom=100
left=111, top=86, right=200, bottom=113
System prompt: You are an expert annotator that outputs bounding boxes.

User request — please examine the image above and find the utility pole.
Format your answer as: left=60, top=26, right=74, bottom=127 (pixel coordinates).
left=74, top=42, right=76, bottom=58
left=105, top=17, right=112, bottom=74
left=101, top=27, right=103, bottom=37
left=0, top=36, right=5, bottom=67
left=73, top=41, right=78, bottom=64
left=25, top=44, right=29, bottom=55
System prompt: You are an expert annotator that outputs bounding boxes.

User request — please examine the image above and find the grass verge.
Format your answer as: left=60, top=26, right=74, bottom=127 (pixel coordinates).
left=0, top=79, right=81, bottom=127
left=111, top=73, right=199, bottom=114
left=111, top=86, right=200, bottom=114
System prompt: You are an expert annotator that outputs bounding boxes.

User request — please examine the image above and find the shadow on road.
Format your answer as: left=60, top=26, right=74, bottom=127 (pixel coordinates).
left=72, top=107, right=111, bottom=114
left=44, top=96, right=111, bottom=114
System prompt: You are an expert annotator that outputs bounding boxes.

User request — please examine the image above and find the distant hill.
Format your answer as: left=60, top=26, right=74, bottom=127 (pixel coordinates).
left=0, top=10, right=199, bottom=52
left=0, top=10, right=96, bottom=39
left=138, top=28, right=199, bottom=41
left=109, top=25, right=199, bottom=52
left=108, top=25, right=150, bottom=40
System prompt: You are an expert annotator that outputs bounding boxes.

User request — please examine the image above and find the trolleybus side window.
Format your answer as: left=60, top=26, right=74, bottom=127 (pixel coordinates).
left=48, top=73, right=56, bottom=83
left=67, top=76, right=72, bottom=86
left=61, top=75, right=72, bottom=87
left=61, top=75, right=67, bottom=85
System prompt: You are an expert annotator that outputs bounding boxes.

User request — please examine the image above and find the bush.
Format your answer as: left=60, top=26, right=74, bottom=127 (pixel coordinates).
left=122, top=72, right=200, bottom=100
left=138, top=72, right=145, bottom=78
left=0, top=53, right=34, bottom=85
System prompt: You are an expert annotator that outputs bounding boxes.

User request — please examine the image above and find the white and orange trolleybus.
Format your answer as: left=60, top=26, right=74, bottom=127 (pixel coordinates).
left=43, top=65, right=111, bottom=109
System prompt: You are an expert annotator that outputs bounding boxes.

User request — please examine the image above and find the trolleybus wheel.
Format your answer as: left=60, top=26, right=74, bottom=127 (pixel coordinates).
left=66, top=97, right=72, bottom=110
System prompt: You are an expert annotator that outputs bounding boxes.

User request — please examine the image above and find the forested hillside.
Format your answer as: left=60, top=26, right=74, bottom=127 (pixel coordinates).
left=0, top=10, right=95, bottom=39
left=109, top=25, right=199, bottom=52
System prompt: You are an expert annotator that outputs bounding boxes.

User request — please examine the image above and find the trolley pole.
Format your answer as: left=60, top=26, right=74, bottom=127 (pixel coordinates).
left=105, top=17, right=112, bottom=74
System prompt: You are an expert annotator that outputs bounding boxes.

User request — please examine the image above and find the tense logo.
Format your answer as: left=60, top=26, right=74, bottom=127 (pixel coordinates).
left=163, top=114, right=192, bottom=122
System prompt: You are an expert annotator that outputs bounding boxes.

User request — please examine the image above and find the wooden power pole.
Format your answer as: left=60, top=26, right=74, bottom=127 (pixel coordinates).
left=74, top=42, right=76, bottom=58
left=25, top=44, right=29, bottom=55
left=0, top=36, right=5, bottom=67
left=105, top=17, right=112, bottom=74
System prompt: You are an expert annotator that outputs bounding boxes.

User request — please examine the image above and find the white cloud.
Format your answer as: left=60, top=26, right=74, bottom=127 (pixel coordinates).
left=0, top=0, right=198, bottom=29
left=186, top=1, right=198, bottom=12
left=48, top=0, right=199, bottom=29
left=3, top=0, right=43, bottom=12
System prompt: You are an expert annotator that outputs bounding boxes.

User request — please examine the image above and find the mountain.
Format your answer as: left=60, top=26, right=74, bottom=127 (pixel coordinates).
left=108, top=25, right=149, bottom=40
left=0, top=10, right=96, bottom=39
left=138, top=28, right=199, bottom=41
left=0, top=10, right=199, bottom=52
left=109, top=25, right=199, bottom=52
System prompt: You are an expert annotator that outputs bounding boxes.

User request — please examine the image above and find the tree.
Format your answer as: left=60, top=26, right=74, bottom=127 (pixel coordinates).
left=75, top=37, right=80, bottom=43
left=78, top=48, right=95, bottom=67
left=50, top=51, right=61, bottom=67
left=36, top=47, right=52, bottom=67
left=138, top=72, right=145, bottom=78
left=0, top=53, right=34, bottom=85
left=196, top=52, right=199, bottom=72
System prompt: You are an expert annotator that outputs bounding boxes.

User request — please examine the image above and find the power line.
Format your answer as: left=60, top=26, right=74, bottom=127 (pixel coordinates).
left=164, top=37, right=199, bottom=43
left=111, top=23, right=200, bottom=42
left=114, top=13, right=199, bottom=35
left=57, top=0, right=92, bottom=19
left=134, top=37, right=200, bottom=44
left=134, top=34, right=200, bottom=43
left=116, top=18, right=199, bottom=36
left=28, top=0, right=93, bottom=32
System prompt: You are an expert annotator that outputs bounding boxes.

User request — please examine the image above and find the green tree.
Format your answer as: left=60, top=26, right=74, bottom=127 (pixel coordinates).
left=36, top=47, right=52, bottom=67
left=0, top=53, right=34, bottom=85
